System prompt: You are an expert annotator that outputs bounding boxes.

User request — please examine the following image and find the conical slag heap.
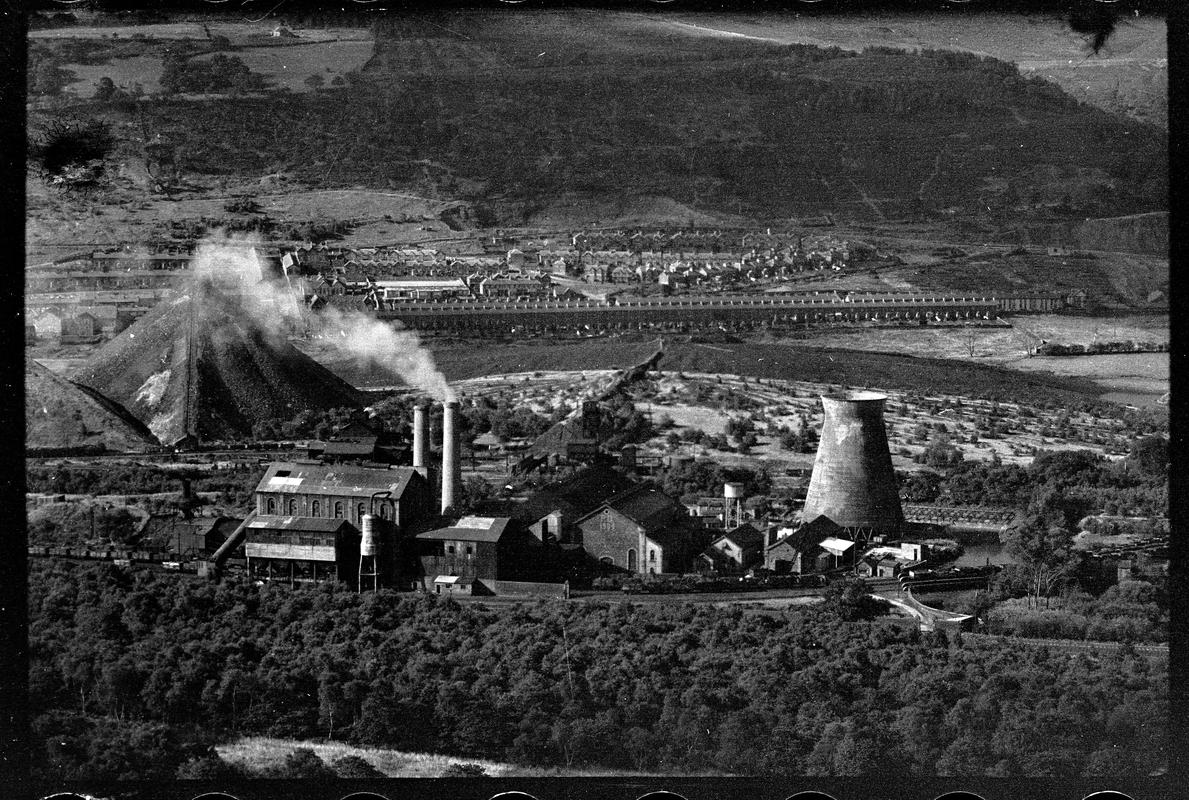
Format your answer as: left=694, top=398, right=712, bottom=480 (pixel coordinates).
left=802, top=391, right=904, bottom=531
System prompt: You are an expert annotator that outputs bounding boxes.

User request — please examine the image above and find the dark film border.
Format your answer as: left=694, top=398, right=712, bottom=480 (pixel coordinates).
left=13, top=0, right=1182, bottom=798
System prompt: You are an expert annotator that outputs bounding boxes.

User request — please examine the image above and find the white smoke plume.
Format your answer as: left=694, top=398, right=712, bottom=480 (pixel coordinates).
left=188, top=232, right=453, bottom=401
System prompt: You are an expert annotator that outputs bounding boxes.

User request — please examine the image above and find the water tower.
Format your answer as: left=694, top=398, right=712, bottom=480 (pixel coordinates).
left=358, top=513, right=380, bottom=592
left=723, top=482, right=744, bottom=530
left=802, top=391, right=903, bottom=538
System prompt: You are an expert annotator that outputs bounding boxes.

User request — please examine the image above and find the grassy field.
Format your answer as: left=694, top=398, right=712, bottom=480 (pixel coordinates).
left=879, top=252, right=1167, bottom=305
left=189, top=41, right=374, bottom=94
left=216, top=736, right=702, bottom=778
left=1009, top=352, right=1167, bottom=407
left=419, top=336, right=1111, bottom=408
left=641, top=10, right=1167, bottom=127
left=299, top=333, right=1111, bottom=410
left=799, top=313, right=1168, bottom=360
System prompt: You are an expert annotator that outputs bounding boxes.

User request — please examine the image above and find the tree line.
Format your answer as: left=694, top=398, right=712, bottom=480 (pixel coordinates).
left=29, top=561, right=1167, bottom=780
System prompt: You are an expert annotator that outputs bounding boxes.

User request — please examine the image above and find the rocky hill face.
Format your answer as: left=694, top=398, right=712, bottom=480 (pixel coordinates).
left=27, top=358, right=159, bottom=453
left=71, top=282, right=362, bottom=446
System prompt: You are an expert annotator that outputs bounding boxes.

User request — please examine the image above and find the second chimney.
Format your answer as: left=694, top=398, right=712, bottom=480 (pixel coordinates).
left=412, top=403, right=428, bottom=469
left=441, top=400, right=460, bottom=514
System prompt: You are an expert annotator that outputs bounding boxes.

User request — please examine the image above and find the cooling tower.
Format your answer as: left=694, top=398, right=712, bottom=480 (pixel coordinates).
left=441, top=401, right=460, bottom=513
left=412, top=403, right=428, bottom=468
left=802, top=391, right=904, bottom=531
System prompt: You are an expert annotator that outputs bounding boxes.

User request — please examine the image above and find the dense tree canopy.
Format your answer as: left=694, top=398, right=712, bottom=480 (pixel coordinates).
left=936, top=449, right=1165, bottom=517
left=28, top=561, right=1167, bottom=780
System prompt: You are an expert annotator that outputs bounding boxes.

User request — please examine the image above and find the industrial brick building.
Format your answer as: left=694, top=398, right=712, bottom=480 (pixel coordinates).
left=212, top=401, right=575, bottom=594
left=701, top=521, right=765, bottom=574
left=243, top=460, right=433, bottom=588
left=575, top=484, right=705, bottom=575
left=414, top=515, right=549, bottom=594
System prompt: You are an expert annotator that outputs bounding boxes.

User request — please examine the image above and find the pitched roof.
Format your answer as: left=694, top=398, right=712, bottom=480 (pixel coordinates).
left=255, top=462, right=420, bottom=499
left=644, top=525, right=691, bottom=549
left=417, top=516, right=511, bottom=543
left=765, top=525, right=823, bottom=554
left=502, top=466, right=637, bottom=524
left=577, top=484, right=682, bottom=531
left=247, top=516, right=355, bottom=534
left=717, top=523, right=764, bottom=550
left=140, top=515, right=242, bottom=549
left=820, top=537, right=855, bottom=556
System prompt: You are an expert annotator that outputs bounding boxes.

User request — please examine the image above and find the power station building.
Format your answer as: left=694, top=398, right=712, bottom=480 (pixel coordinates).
left=222, top=400, right=572, bottom=594
left=245, top=461, right=433, bottom=588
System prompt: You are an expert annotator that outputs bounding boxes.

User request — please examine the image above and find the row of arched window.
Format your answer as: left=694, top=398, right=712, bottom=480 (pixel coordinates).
left=262, top=496, right=391, bottom=521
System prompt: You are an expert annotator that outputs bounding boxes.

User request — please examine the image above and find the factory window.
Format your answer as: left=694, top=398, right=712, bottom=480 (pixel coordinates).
left=649, top=549, right=656, bottom=563
left=380, top=504, right=391, bottom=520
left=266, top=498, right=276, bottom=514
left=447, top=545, right=455, bottom=554
left=465, top=546, right=473, bottom=558
left=288, top=499, right=297, bottom=515
left=334, top=502, right=344, bottom=519
left=600, top=510, right=613, bottom=532
left=311, top=500, right=320, bottom=517
left=357, top=503, right=366, bottom=520
left=627, top=548, right=637, bottom=571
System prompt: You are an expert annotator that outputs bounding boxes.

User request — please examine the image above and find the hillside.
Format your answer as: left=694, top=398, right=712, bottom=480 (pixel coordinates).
left=44, top=10, right=1163, bottom=229
left=72, top=282, right=362, bottom=446
left=26, top=358, right=159, bottom=453
left=640, top=11, right=1168, bottom=128
left=296, top=335, right=1113, bottom=411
